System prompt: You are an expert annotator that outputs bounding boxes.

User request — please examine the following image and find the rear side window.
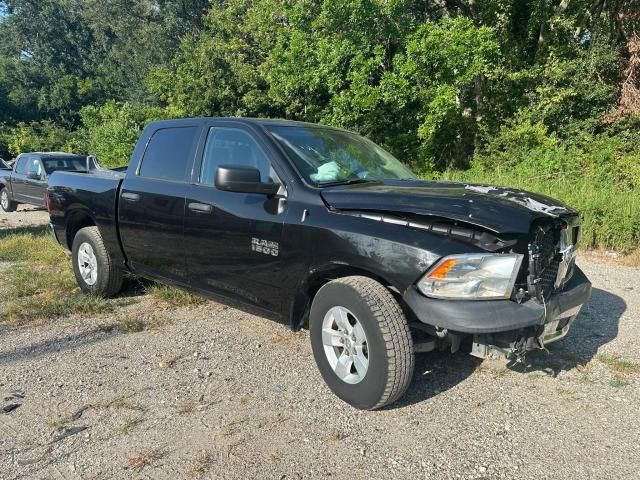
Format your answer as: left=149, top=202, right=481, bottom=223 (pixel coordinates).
left=139, top=126, right=198, bottom=182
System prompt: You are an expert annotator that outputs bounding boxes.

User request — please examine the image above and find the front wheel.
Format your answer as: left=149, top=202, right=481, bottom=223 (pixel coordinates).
left=0, top=188, right=17, bottom=212
left=310, top=276, right=415, bottom=410
left=72, top=226, right=123, bottom=297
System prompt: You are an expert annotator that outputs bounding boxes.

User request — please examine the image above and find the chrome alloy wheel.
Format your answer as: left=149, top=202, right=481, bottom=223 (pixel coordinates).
left=1, top=190, right=8, bottom=210
left=321, top=306, right=369, bottom=384
left=78, top=242, right=98, bottom=286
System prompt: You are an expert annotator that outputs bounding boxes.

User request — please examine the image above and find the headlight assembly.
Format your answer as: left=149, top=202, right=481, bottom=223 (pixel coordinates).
left=417, top=253, right=523, bottom=300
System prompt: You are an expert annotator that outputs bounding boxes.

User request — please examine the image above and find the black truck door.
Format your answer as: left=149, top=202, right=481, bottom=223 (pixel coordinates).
left=184, top=125, right=287, bottom=313
left=118, top=125, right=200, bottom=281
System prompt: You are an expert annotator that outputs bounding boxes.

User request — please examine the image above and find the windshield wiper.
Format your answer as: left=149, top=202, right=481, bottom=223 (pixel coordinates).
left=317, top=178, right=380, bottom=187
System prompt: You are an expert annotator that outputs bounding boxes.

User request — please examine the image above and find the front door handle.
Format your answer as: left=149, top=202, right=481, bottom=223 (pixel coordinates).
left=122, top=192, right=141, bottom=202
left=188, top=202, right=213, bottom=213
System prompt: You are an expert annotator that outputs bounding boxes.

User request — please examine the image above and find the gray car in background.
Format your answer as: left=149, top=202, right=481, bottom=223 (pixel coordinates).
left=0, top=152, right=90, bottom=212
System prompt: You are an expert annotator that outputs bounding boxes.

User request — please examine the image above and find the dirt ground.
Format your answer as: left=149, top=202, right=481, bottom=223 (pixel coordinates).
left=0, top=205, right=50, bottom=230
left=1, top=208, right=639, bottom=480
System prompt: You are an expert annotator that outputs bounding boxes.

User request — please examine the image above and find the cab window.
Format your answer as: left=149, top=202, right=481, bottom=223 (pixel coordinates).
left=15, top=156, right=28, bottom=174
left=139, top=126, right=199, bottom=182
left=200, top=128, right=275, bottom=185
left=27, top=158, right=43, bottom=177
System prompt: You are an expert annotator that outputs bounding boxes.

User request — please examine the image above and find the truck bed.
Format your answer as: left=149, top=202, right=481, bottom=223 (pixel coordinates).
left=48, top=169, right=126, bottom=258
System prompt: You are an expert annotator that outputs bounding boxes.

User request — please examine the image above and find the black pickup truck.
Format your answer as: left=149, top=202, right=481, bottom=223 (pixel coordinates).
left=47, top=118, right=591, bottom=409
left=0, top=152, right=92, bottom=212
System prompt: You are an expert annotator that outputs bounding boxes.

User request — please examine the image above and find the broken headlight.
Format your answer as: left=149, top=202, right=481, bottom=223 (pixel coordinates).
left=417, top=253, right=523, bottom=300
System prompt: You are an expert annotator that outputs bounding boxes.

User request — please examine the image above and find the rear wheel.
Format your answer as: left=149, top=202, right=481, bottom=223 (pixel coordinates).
left=0, top=188, right=17, bottom=212
left=72, top=226, right=123, bottom=297
left=310, top=276, right=415, bottom=410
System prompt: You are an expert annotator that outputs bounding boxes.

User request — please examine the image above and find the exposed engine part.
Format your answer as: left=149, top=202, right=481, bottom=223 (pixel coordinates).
left=414, top=338, right=437, bottom=353
left=471, top=339, right=511, bottom=360
left=470, top=334, right=539, bottom=362
left=449, top=333, right=462, bottom=354
left=525, top=219, right=581, bottom=302
left=410, top=324, right=462, bottom=353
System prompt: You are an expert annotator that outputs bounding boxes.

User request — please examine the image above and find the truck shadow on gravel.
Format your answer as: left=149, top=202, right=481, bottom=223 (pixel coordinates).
left=0, top=328, right=120, bottom=367
left=389, top=352, right=483, bottom=409
left=509, top=287, right=624, bottom=377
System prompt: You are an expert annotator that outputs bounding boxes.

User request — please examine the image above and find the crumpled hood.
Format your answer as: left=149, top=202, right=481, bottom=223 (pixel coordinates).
left=320, top=180, right=578, bottom=234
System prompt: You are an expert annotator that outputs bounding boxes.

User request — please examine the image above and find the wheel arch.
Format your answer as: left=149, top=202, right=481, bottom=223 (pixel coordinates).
left=0, top=181, right=11, bottom=195
left=65, top=209, right=98, bottom=251
left=289, top=263, right=401, bottom=331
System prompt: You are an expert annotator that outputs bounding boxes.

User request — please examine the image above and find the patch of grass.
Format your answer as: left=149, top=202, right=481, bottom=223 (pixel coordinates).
left=4, top=263, right=75, bottom=298
left=48, top=415, right=73, bottom=431
left=117, top=416, right=144, bottom=434
left=0, top=229, right=113, bottom=325
left=609, top=376, right=630, bottom=388
left=188, top=451, right=215, bottom=478
left=2, top=286, right=113, bottom=325
left=326, top=430, right=348, bottom=442
left=127, top=450, right=157, bottom=472
left=597, top=354, right=640, bottom=375
left=222, top=418, right=249, bottom=437
left=97, top=392, right=146, bottom=412
left=147, top=284, right=205, bottom=307
left=96, top=308, right=172, bottom=334
left=0, top=226, right=63, bottom=264
left=114, top=313, right=146, bottom=333
left=159, top=351, right=181, bottom=368
left=177, top=401, right=195, bottom=415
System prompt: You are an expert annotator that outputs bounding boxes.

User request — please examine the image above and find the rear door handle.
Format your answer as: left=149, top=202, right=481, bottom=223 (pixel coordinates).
left=188, top=202, right=213, bottom=213
left=122, top=192, right=141, bottom=202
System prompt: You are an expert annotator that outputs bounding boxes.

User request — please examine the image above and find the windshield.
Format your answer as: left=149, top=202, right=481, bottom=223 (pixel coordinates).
left=42, top=157, right=86, bottom=174
left=267, top=126, right=417, bottom=186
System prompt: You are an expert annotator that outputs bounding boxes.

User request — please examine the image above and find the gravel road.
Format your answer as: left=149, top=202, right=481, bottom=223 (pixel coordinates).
left=1, top=209, right=638, bottom=480
left=0, top=205, right=49, bottom=230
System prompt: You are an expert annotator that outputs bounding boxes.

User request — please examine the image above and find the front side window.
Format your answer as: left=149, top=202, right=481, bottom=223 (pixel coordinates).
left=139, top=126, right=199, bottom=182
left=267, top=126, right=417, bottom=186
left=27, top=158, right=42, bottom=176
left=15, top=156, right=28, bottom=174
left=200, top=128, right=274, bottom=185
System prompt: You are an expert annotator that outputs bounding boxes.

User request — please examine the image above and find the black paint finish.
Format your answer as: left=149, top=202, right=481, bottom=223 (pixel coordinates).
left=47, top=118, right=591, bottom=333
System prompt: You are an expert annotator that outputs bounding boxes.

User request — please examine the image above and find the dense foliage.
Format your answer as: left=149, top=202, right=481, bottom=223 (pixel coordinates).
left=0, top=0, right=638, bottom=250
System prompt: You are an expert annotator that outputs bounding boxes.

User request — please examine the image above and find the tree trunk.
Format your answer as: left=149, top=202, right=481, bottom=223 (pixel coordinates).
left=535, top=0, right=572, bottom=61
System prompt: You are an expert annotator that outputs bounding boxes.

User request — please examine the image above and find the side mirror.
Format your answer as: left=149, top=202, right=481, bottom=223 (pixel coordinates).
left=27, top=171, right=42, bottom=180
left=215, top=165, right=280, bottom=196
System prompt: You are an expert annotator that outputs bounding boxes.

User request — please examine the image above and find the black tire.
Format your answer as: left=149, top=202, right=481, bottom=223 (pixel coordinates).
left=310, top=276, right=415, bottom=410
left=0, top=187, right=17, bottom=212
left=72, top=226, right=123, bottom=297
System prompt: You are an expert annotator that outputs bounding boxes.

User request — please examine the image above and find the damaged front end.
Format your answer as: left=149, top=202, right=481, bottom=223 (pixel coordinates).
left=321, top=179, right=592, bottom=362
left=398, top=215, right=591, bottom=362
left=469, top=218, right=588, bottom=361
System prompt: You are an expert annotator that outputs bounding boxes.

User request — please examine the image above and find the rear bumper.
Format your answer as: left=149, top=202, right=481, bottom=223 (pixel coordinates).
left=403, top=266, right=592, bottom=335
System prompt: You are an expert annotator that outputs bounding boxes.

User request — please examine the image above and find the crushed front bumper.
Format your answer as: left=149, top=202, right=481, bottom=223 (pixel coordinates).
left=404, top=266, right=592, bottom=357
